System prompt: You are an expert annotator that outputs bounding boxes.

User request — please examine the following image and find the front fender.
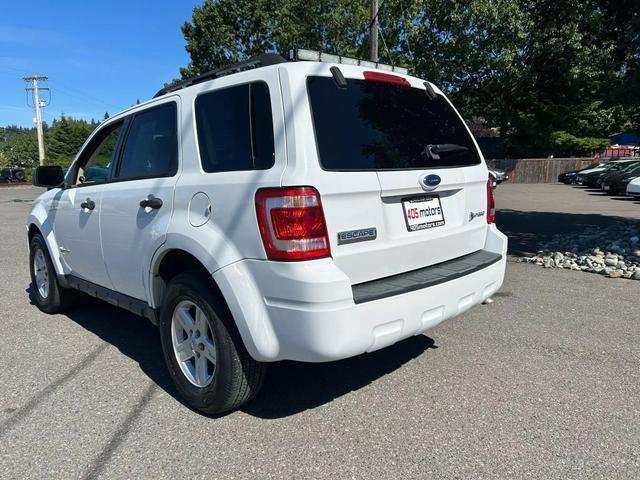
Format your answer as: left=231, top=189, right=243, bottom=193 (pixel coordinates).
left=27, top=201, right=65, bottom=276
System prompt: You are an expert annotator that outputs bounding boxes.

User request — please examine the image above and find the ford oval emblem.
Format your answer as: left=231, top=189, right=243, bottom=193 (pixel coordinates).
left=423, top=174, right=441, bottom=188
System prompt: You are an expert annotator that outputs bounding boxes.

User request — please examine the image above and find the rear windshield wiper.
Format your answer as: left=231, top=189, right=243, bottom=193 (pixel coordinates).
left=421, top=143, right=469, bottom=160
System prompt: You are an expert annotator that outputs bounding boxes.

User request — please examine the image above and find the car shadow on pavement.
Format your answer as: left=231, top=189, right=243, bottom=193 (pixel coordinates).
left=609, top=196, right=640, bottom=203
left=26, top=286, right=181, bottom=399
left=27, top=287, right=437, bottom=419
left=496, top=209, right=637, bottom=257
left=244, top=335, right=437, bottom=419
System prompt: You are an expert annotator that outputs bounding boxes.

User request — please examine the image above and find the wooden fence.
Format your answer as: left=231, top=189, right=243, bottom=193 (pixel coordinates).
left=487, top=157, right=595, bottom=183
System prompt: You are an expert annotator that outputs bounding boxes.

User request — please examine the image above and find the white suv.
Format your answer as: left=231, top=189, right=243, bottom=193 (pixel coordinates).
left=27, top=50, right=507, bottom=414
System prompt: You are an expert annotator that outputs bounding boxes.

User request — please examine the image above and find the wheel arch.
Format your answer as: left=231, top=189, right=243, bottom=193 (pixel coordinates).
left=28, top=223, right=40, bottom=242
left=150, top=248, right=216, bottom=309
left=26, top=213, right=65, bottom=277
left=149, top=246, right=272, bottom=361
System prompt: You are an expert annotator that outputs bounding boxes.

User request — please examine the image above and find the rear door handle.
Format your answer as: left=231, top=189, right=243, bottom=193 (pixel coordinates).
left=80, top=199, right=95, bottom=210
left=139, top=196, right=163, bottom=209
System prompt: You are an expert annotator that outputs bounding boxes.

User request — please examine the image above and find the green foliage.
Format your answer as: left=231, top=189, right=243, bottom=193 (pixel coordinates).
left=180, top=0, right=370, bottom=78
left=0, top=116, right=98, bottom=170
left=0, top=126, right=39, bottom=169
left=549, top=131, right=610, bottom=157
left=179, top=0, right=640, bottom=157
left=46, top=115, right=98, bottom=167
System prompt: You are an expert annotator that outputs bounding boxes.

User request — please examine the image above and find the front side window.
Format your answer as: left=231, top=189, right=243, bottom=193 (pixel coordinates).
left=74, top=122, right=123, bottom=186
left=307, top=76, right=481, bottom=170
left=195, top=82, right=275, bottom=173
left=116, top=103, right=178, bottom=179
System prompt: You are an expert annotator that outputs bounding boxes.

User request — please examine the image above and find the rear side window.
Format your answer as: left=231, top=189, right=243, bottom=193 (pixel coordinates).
left=116, top=103, right=178, bottom=179
left=307, top=76, right=481, bottom=170
left=195, top=82, right=275, bottom=173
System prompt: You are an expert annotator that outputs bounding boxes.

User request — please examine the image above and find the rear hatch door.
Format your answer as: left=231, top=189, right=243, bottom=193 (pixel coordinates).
left=297, top=68, right=489, bottom=284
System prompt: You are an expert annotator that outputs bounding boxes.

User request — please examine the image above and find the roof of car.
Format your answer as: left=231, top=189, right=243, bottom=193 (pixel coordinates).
left=153, top=53, right=288, bottom=98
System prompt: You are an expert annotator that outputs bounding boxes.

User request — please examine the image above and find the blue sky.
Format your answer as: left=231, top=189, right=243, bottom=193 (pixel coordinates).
left=0, top=0, right=201, bottom=127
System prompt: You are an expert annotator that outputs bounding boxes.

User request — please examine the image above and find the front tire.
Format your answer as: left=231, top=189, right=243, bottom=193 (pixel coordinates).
left=159, top=272, right=266, bottom=414
left=29, top=233, right=76, bottom=313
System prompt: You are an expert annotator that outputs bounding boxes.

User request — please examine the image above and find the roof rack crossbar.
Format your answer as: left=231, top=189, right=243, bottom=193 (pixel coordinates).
left=153, top=53, right=287, bottom=98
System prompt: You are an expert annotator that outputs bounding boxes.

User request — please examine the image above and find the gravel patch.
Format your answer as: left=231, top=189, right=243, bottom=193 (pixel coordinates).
left=519, top=223, right=640, bottom=280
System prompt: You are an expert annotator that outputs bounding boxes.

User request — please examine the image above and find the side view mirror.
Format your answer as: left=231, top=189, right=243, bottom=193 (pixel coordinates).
left=32, top=165, right=65, bottom=188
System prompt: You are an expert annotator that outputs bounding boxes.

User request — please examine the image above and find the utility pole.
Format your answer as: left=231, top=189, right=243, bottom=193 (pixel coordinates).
left=370, top=0, right=379, bottom=62
left=24, top=75, right=49, bottom=166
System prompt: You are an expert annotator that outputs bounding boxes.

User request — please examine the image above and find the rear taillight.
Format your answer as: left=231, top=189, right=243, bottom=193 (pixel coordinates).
left=255, top=187, right=331, bottom=261
left=486, top=177, right=496, bottom=224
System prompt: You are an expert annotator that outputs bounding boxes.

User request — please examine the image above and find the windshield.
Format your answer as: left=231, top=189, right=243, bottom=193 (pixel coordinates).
left=307, top=76, right=481, bottom=170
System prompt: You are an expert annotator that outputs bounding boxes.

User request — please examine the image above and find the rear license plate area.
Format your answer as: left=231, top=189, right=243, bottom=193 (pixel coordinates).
left=402, top=195, right=445, bottom=231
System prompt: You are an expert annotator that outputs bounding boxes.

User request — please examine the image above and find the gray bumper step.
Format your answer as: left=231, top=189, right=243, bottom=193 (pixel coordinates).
left=352, top=250, right=502, bottom=304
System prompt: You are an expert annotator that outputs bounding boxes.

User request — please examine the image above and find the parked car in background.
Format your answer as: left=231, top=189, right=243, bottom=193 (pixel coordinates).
left=606, top=174, right=640, bottom=195
left=599, top=161, right=640, bottom=192
left=558, top=160, right=618, bottom=185
left=558, top=168, right=584, bottom=184
left=597, top=160, right=640, bottom=186
left=488, top=168, right=508, bottom=189
left=1, top=166, right=26, bottom=183
left=26, top=50, right=507, bottom=414
left=582, top=161, right=637, bottom=187
left=627, top=177, right=640, bottom=197
left=576, top=159, right=638, bottom=185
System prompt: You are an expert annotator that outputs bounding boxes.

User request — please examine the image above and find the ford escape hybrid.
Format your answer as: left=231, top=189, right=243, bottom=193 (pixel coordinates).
left=27, top=49, right=507, bottom=414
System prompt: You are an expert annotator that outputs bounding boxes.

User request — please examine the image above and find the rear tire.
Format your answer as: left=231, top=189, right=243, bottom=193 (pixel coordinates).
left=159, top=271, right=266, bottom=414
left=29, top=233, right=76, bottom=313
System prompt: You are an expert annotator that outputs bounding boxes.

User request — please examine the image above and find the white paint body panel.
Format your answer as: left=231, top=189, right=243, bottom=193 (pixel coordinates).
left=51, top=185, right=113, bottom=287
left=216, top=225, right=507, bottom=361
left=28, top=61, right=507, bottom=362
left=627, top=177, right=640, bottom=195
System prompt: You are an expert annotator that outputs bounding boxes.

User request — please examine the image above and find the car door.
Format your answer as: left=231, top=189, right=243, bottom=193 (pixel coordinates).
left=52, top=120, right=125, bottom=287
left=100, top=99, right=180, bottom=301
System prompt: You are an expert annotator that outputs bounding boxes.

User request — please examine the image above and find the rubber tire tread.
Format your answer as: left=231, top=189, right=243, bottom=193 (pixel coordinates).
left=29, top=233, right=76, bottom=314
left=159, top=271, right=266, bottom=414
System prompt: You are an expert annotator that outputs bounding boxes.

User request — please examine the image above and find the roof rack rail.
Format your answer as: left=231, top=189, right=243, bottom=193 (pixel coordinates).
left=153, top=53, right=287, bottom=98
left=289, top=48, right=409, bottom=75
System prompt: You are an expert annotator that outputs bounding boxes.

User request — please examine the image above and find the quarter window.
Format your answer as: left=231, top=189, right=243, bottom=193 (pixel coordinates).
left=116, top=103, right=178, bottom=179
left=195, top=82, right=275, bottom=173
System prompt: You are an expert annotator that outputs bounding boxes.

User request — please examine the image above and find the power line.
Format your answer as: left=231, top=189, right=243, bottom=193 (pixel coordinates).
left=400, top=5, right=415, bottom=61
left=366, top=0, right=386, bottom=37
left=49, top=81, right=120, bottom=111
left=378, top=22, right=394, bottom=65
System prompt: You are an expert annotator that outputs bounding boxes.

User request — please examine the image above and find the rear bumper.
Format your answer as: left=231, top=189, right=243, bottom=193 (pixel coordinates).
left=214, top=225, right=507, bottom=362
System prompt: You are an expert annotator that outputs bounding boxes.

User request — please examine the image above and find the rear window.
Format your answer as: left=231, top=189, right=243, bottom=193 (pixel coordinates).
left=307, top=76, right=481, bottom=170
left=195, top=82, right=275, bottom=173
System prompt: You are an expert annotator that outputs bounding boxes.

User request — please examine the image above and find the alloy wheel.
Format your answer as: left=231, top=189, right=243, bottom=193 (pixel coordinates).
left=33, top=248, right=49, bottom=299
left=171, top=300, right=217, bottom=387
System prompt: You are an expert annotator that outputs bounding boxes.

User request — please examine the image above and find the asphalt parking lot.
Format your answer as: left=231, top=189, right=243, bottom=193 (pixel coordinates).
left=496, top=183, right=640, bottom=256
left=1, top=185, right=638, bottom=479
